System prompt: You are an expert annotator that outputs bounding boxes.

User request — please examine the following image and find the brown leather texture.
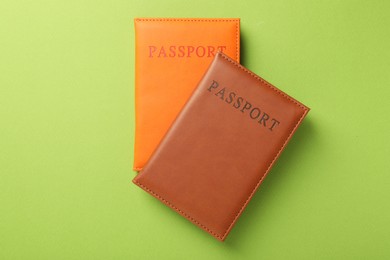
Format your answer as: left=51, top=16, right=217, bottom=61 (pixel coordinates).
left=133, top=18, right=240, bottom=171
left=133, top=52, right=310, bottom=241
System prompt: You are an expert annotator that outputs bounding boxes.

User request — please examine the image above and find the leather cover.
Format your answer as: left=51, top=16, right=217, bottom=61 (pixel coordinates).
left=133, top=18, right=240, bottom=171
left=133, top=52, right=310, bottom=241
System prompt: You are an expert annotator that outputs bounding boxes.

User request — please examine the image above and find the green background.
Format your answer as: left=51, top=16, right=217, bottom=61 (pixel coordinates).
left=1, top=0, right=389, bottom=259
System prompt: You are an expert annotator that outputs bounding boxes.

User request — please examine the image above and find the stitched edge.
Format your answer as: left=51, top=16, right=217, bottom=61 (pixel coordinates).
left=135, top=18, right=240, bottom=23
left=235, top=19, right=240, bottom=62
left=133, top=179, right=224, bottom=240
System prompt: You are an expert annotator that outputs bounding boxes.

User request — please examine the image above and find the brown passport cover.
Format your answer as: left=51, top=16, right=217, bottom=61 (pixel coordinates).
left=133, top=18, right=240, bottom=171
left=133, top=52, right=310, bottom=241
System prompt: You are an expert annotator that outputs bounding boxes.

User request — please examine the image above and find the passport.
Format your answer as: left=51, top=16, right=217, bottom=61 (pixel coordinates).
left=133, top=18, right=240, bottom=170
left=133, top=52, right=310, bottom=241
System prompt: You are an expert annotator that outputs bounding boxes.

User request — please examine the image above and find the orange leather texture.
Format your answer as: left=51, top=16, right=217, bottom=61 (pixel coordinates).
left=133, top=53, right=309, bottom=241
left=134, top=18, right=240, bottom=170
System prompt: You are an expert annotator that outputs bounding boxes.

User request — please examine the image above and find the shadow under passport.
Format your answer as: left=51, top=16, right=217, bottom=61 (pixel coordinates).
left=239, top=29, right=249, bottom=67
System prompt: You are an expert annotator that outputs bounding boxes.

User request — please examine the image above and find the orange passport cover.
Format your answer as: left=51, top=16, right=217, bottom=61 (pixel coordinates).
left=133, top=18, right=240, bottom=170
